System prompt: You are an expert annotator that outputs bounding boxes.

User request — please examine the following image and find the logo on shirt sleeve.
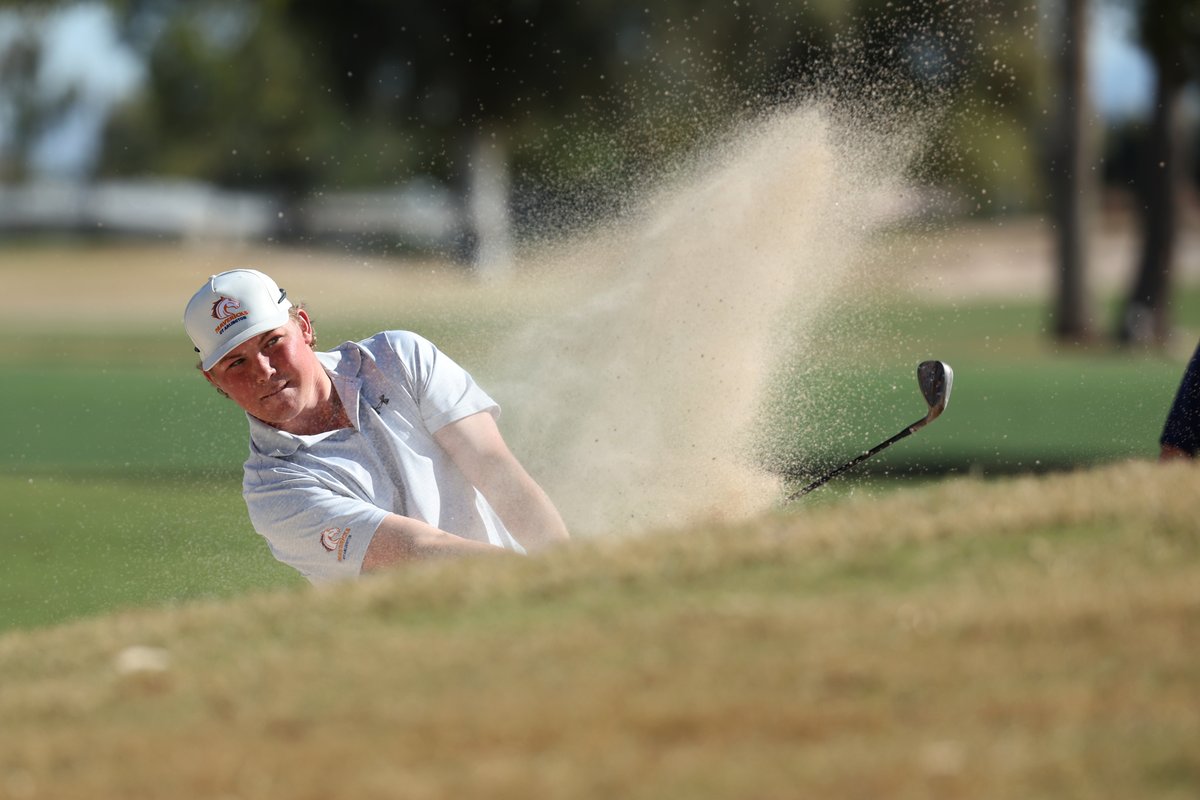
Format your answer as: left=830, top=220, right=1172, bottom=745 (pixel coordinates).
left=320, top=527, right=352, bottom=561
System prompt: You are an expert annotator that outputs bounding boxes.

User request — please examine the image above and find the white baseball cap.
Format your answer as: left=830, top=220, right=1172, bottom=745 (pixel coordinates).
left=184, top=269, right=293, bottom=370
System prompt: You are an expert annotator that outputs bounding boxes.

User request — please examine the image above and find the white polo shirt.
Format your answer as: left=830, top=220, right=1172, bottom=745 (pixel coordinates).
left=242, top=330, right=525, bottom=583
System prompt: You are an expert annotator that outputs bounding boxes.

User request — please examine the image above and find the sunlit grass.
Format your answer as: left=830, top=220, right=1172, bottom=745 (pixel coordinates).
left=0, top=473, right=301, bottom=631
left=1, top=461, right=1197, bottom=799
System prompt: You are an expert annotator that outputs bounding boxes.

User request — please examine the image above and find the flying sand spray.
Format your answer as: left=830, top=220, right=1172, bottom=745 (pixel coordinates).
left=495, top=104, right=931, bottom=536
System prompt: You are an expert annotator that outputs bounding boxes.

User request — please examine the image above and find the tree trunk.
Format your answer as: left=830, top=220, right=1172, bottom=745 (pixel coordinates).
left=466, top=128, right=515, bottom=281
left=1116, top=65, right=1187, bottom=345
left=1051, top=0, right=1095, bottom=342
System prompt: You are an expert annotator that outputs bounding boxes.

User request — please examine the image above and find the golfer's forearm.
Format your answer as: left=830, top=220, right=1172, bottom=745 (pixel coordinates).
left=484, top=471, right=570, bottom=549
left=505, top=488, right=570, bottom=550
left=432, top=413, right=569, bottom=548
left=362, top=514, right=508, bottom=571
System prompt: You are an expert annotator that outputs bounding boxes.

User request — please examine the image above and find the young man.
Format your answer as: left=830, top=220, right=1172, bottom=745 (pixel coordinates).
left=184, top=268, right=568, bottom=583
left=1160, top=338, right=1200, bottom=461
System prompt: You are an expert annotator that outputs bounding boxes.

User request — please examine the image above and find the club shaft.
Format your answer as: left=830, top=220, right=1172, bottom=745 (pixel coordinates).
left=786, top=417, right=928, bottom=502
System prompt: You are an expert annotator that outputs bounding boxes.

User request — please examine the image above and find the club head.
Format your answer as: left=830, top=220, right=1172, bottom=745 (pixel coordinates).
left=917, top=360, right=953, bottom=422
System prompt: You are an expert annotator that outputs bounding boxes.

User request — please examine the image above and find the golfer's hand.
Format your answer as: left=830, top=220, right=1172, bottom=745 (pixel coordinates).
left=1160, top=444, right=1192, bottom=462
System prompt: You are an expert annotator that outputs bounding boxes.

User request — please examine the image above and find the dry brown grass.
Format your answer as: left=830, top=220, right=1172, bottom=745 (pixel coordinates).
left=0, top=240, right=563, bottom=330
left=2, top=460, right=1198, bottom=799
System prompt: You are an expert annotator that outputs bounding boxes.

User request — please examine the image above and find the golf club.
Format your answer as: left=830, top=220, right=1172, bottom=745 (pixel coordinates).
left=786, top=360, right=954, bottom=501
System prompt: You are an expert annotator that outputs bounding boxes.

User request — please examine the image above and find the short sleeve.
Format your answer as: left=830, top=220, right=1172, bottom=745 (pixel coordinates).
left=381, top=331, right=499, bottom=432
left=244, top=462, right=389, bottom=584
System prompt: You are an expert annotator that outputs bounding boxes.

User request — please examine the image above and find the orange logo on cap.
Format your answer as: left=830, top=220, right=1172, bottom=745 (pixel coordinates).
left=211, top=296, right=241, bottom=320
left=211, top=295, right=249, bottom=335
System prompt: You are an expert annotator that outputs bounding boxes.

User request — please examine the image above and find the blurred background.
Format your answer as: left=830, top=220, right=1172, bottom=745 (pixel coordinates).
left=0, top=0, right=1194, bottom=336
left=1, top=0, right=1198, bottom=630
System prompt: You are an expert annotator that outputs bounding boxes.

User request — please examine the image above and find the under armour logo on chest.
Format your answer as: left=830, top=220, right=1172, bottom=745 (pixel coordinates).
left=371, top=394, right=390, bottom=413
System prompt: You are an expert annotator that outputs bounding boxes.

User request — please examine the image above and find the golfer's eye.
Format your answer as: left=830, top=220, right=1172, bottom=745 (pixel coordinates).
left=226, top=357, right=244, bottom=370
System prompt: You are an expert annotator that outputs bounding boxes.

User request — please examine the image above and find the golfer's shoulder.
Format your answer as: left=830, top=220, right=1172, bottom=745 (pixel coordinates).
left=240, top=453, right=312, bottom=509
left=364, top=330, right=452, bottom=376
left=242, top=446, right=307, bottom=479
left=359, top=329, right=437, bottom=358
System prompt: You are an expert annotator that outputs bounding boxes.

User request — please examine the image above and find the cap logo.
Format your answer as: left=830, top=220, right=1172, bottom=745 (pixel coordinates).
left=211, top=295, right=250, bottom=335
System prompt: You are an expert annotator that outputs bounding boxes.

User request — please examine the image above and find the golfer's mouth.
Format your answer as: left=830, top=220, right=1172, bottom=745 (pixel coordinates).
left=261, top=381, right=290, bottom=400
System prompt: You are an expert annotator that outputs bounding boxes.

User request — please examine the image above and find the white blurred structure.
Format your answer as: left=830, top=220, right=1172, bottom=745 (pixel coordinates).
left=0, top=179, right=460, bottom=248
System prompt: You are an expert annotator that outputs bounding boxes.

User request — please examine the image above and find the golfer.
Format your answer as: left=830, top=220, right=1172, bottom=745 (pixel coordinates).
left=184, top=268, right=568, bottom=583
left=1160, top=338, right=1200, bottom=461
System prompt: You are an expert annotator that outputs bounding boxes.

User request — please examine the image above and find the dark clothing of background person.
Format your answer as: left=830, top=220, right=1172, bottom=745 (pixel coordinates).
left=1161, top=339, right=1200, bottom=459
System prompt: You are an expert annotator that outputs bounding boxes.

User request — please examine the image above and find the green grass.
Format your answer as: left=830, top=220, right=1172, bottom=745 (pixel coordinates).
left=0, top=473, right=301, bottom=630
left=4, top=364, right=243, bottom=475
left=766, top=354, right=1184, bottom=479
left=761, top=288, right=1198, bottom=483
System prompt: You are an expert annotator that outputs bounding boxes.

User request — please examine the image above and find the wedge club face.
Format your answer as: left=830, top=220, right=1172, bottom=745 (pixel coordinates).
left=917, top=360, right=953, bottom=424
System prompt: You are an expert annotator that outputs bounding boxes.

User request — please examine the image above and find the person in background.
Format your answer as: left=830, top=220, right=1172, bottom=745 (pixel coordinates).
left=1160, top=339, right=1200, bottom=461
left=184, top=268, right=568, bottom=583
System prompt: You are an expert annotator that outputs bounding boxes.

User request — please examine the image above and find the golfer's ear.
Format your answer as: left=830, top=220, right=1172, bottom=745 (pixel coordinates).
left=295, top=308, right=315, bottom=345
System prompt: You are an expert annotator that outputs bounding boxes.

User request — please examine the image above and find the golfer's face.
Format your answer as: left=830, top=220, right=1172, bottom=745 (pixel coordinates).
left=206, top=315, right=322, bottom=426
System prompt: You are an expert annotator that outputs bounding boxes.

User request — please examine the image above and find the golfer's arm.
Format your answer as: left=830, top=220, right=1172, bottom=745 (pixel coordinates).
left=361, top=513, right=508, bottom=572
left=435, top=411, right=570, bottom=550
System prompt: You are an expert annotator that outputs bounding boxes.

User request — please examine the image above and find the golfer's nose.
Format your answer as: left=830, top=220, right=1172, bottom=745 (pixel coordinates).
left=251, top=353, right=275, bottom=382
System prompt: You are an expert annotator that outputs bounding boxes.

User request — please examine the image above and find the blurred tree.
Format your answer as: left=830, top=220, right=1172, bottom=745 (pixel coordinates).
left=90, top=0, right=1049, bottom=268
left=908, top=1, right=1045, bottom=214
left=1051, top=0, right=1097, bottom=342
left=0, top=11, right=43, bottom=182
left=0, top=5, right=85, bottom=182
left=100, top=0, right=354, bottom=241
left=277, top=0, right=637, bottom=274
left=1115, top=0, right=1200, bottom=346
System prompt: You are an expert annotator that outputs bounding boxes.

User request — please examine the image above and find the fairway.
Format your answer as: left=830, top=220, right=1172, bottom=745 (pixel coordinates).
left=1, top=473, right=300, bottom=630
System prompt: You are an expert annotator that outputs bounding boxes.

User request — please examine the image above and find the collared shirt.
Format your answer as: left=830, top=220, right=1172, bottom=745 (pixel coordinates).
left=243, top=331, right=525, bottom=583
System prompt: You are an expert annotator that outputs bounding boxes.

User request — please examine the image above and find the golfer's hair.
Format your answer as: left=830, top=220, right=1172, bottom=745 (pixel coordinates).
left=197, top=303, right=314, bottom=397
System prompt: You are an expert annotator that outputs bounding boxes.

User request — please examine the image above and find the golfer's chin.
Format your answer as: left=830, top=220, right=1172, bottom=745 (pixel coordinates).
left=250, top=387, right=306, bottom=428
